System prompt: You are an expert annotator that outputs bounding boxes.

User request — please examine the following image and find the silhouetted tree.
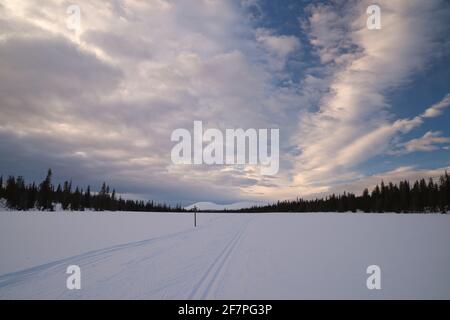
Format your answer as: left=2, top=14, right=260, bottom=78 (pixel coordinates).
left=0, top=175, right=4, bottom=199
left=5, top=176, right=17, bottom=209
left=61, top=180, right=72, bottom=210
left=38, top=169, right=54, bottom=211
left=84, top=186, right=92, bottom=209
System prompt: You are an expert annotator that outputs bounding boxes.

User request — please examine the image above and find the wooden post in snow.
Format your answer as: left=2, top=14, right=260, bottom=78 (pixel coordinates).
left=193, top=206, right=197, bottom=227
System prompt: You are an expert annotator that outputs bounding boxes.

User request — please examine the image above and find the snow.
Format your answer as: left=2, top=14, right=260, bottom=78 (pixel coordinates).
left=0, top=211, right=450, bottom=299
left=0, top=199, right=9, bottom=211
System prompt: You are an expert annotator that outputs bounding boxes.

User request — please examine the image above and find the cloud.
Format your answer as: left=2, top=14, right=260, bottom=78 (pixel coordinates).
left=0, top=0, right=304, bottom=204
left=391, top=131, right=450, bottom=155
left=0, top=0, right=449, bottom=205
left=422, top=93, right=450, bottom=118
left=256, top=28, right=300, bottom=69
left=292, top=0, right=450, bottom=191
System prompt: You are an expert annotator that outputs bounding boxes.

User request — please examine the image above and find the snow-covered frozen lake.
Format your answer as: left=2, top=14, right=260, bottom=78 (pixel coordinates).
left=0, top=211, right=449, bottom=299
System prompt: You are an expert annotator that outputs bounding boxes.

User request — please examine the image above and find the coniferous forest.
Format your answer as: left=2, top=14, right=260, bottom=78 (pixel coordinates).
left=0, top=169, right=449, bottom=213
left=237, top=172, right=450, bottom=214
left=0, top=169, right=184, bottom=212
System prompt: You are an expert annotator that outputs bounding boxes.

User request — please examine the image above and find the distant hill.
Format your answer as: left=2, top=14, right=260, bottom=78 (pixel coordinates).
left=185, top=201, right=266, bottom=211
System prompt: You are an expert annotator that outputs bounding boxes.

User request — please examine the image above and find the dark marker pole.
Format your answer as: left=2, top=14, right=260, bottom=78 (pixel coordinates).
left=193, top=206, right=197, bottom=227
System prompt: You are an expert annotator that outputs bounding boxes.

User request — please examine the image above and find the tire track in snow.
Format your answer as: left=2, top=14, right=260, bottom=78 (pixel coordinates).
left=188, top=216, right=252, bottom=299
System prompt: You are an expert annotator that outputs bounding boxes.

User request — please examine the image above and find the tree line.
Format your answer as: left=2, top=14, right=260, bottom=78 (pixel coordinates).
left=0, top=169, right=185, bottom=212
left=236, top=172, right=450, bottom=213
left=2, top=169, right=449, bottom=213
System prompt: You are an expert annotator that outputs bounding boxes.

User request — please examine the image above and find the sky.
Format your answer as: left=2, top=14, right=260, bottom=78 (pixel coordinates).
left=0, top=0, right=449, bottom=206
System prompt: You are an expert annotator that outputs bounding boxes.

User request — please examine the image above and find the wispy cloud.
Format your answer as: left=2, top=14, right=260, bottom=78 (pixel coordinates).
left=291, top=0, right=450, bottom=193
left=422, top=93, right=450, bottom=118
left=391, top=131, right=450, bottom=155
left=255, top=28, right=300, bottom=70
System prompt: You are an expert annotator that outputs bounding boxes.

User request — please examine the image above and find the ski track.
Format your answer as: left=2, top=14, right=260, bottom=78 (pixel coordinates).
left=188, top=216, right=251, bottom=299
left=3, top=213, right=450, bottom=299
left=0, top=225, right=197, bottom=288
left=0, top=214, right=253, bottom=299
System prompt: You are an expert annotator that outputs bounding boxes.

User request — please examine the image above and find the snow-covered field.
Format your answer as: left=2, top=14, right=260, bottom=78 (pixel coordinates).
left=0, top=211, right=450, bottom=299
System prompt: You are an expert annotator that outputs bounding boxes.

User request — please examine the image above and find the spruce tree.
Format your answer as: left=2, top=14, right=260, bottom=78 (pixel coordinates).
left=62, top=180, right=72, bottom=210
left=38, top=169, right=53, bottom=211
left=5, top=176, right=17, bottom=209
left=0, top=175, right=3, bottom=199
left=16, top=176, right=27, bottom=210
left=71, top=187, right=81, bottom=211
left=55, top=184, right=62, bottom=204
left=84, top=186, right=91, bottom=209
left=27, top=182, right=38, bottom=210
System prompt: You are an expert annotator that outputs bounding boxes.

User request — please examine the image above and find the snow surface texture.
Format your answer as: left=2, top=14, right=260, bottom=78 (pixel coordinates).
left=0, top=212, right=450, bottom=299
